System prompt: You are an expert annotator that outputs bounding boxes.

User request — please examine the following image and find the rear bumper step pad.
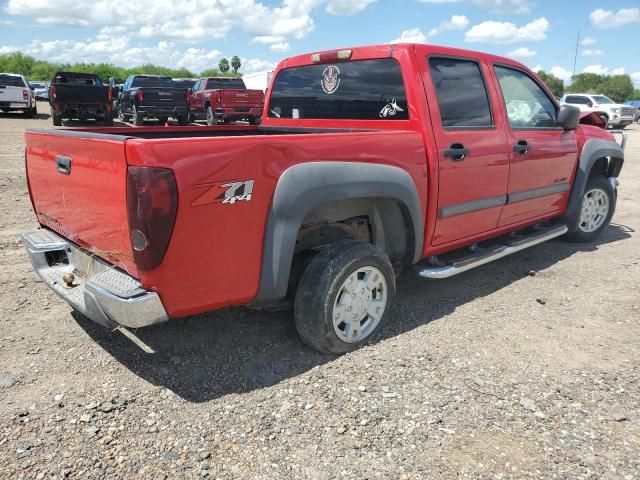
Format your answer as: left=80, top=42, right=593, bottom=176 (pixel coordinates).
left=21, top=228, right=168, bottom=329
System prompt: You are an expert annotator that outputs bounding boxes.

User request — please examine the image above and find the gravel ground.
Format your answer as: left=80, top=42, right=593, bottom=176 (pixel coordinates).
left=0, top=103, right=639, bottom=479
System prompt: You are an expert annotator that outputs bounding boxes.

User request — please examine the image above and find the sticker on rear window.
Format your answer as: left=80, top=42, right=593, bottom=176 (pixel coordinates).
left=321, top=65, right=340, bottom=94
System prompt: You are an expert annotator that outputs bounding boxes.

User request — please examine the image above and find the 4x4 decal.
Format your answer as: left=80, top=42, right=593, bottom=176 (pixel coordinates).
left=191, top=180, right=254, bottom=206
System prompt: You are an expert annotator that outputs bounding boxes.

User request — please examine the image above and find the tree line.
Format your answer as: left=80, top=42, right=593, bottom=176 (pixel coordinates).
left=536, top=70, right=639, bottom=102
left=0, top=52, right=243, bottom=82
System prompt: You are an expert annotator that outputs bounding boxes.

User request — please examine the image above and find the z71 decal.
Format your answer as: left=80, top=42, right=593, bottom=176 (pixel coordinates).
left=191, top=180, right=254, bottom=207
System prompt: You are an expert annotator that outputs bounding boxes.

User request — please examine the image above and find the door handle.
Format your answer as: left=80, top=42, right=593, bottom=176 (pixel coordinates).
left=56, top=155, right=72, bottom=175
left=444, top=143, right=469, bottom=162
left=513, top=140, right=531, bottom=156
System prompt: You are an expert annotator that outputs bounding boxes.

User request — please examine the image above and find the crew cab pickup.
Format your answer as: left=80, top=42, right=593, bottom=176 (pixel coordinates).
left=0, top=73, right=36, bottom=117
left=118, top=75, right=189, bottom=126
left=22, top=44, right=625, bottom=354
left=48, top=72, right=113, bottom=126
left=188, top=77, right=264, bottom=125
left=561, top=93, right=636, bottom=129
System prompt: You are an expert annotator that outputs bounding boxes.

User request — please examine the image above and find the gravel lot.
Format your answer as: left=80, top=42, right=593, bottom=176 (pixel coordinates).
left=1, top=103, right=639, bottom=479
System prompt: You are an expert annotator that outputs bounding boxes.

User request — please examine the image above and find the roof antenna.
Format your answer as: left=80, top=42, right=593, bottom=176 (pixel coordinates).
left=572, top=29, right=580, bottom=78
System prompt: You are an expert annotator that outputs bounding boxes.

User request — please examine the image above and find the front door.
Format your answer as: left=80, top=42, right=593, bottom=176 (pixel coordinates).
left=424, top=55, right=510, bottom=246
left=491, top=66, right=577, bottom=226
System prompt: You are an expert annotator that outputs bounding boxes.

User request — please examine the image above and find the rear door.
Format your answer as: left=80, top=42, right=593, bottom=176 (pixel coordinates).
left=422, top=55, right=510, bottom=245
left=492, top=65, right=577, bottom=226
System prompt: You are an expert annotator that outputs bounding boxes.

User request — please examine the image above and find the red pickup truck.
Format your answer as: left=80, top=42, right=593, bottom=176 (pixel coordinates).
left=187, top=77, right=264, bottom=125
left=22, top=44, right=625, bottom=354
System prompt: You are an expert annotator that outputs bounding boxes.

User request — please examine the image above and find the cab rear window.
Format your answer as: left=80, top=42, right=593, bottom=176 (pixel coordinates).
left=268, top=59, right=408, bottom=120
left=0, top=74, right=27, bottom=87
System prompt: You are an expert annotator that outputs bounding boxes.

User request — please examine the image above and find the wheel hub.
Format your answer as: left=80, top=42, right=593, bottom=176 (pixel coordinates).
left=578, top=188, right=609, bottom=233
left=332, top=266, right=387, bottom=343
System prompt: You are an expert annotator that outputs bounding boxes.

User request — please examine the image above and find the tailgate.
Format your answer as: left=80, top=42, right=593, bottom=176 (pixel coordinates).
left=141, top=87, right=186, bottom=106
left=220, top=89, right=263, bottom=107
left=53, top=85, right=109, bottom=104
left=0, top=85, right=26, bottom=103
left=25, top=130, right=137, bottom=276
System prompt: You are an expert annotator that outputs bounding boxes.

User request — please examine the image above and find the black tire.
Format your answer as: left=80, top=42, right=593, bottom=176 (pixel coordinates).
left=157, top=116, right=168, bottom=125
left=132, top=105, right=144, bottom=126
left=565, top=174, right=615, bottom=243
left=248, top=116, right=259, bottom=125
left=23, top=107, right=33, bottom=118
left=294, top=240, right=396, bottom=354
left=118, top=104, right=127, bottom=122
left=103, top=115, right=113, bottom=127
left=187, top=113, right=195, bottom=123
left=177, top=115, right=188, bottom=126
left=206, top=105, right=216, bottom=126
left=32, top=103, right=37, bottom=115
left=52, top=113, right=62, bottom=126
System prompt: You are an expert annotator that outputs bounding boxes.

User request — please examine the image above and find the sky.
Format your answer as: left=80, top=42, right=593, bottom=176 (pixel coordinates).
left=0, top=0, right=638, bottom=85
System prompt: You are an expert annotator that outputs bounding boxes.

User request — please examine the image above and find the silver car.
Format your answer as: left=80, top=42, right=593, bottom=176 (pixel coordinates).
left=29, top=82, right=49, bottom=100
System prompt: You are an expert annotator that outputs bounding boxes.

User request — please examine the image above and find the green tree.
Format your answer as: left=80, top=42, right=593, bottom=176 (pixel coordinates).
left=632, top=89, right=640, bottom=100
left=199, top=68, right=221, bottom=77
left=218, top=58, right=230, bottom=73
left=597, top=75, right=634, bottom=103
left=231, top=56, right=241, bottom=74
left=0, top=52, right=35, bottom=77
left=567, top=73, right=604, bottom=93
left=535, top=70, right=564, bottom=98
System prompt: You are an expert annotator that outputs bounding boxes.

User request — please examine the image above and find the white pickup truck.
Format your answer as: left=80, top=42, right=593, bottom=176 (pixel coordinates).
left=0, top=73, right=36, bottom=117
left=560, top=93, right=635, bottom=129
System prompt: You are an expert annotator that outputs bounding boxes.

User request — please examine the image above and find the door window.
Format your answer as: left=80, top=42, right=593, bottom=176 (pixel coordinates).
left=495, top=66, right=557, bottom=129
left=428, top=57, right=493, bottom=128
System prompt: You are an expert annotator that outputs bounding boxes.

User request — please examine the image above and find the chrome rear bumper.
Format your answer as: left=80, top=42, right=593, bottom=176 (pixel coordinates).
left=21, top=228, right=168, bottom=329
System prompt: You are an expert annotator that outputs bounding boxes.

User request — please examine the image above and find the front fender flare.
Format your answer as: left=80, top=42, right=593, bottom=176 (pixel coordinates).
left=564, top=138, right=624, bottom=227
left=253, top=162, right=424, bottom=304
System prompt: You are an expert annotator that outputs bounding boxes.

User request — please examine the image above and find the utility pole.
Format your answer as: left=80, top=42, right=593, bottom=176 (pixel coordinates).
left=572, top=30, right=580, bottom=78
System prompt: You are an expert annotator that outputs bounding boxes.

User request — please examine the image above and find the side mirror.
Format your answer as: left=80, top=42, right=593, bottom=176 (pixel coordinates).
left=556, top=104, right=580, bottom=131
left=587, top=102, right=594, bottom=107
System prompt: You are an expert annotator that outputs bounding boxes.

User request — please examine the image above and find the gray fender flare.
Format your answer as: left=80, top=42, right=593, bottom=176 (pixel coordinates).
left=253, top=162, right=424, bottom=304
left=565, top=138, right=624, bottom=226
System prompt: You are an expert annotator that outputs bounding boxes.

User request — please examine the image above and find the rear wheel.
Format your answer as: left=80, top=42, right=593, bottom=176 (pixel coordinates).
left=23, top=107, right=33, bottom=118
left=294, top=240, right=395, bottom=354
left=206, top=105, right=216, bottom=126
left=52, top=112, right=62, bottom=126
left=565, top=175, right=615, bottom=243
left=157, top=116, right=168, bottom=125
left=118, top=104, right=127, bottom=121
left=132, top=105, right=144, bottom=126
left=103, top=115, right=113, bottom=127
left=248, top=116, right=259, bottom=125
left=177, top=115, right=188, bottom=126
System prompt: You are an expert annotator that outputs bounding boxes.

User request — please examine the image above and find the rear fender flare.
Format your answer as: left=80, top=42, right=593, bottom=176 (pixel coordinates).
left=252, top=162, right=424, bottom=305
left=565, top=138, right=624, bottom=227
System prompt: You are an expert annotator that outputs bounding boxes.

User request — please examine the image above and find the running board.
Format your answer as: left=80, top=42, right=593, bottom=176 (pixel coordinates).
left=416, top=224, right=568, bottom=279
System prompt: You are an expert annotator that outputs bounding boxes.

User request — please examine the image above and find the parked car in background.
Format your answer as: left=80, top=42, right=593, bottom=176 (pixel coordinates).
left=0, top=73, right=36, bottom=116
left=21, top=43, right=625, bottom=354
left=30, top=81, right=49, bottom=100
left=624, top=100, right=640, bottom=122
left=118, top=75, right=189, bottom=126
left=561, top=93, right=635, bottom=129
left=188, top=77, right=264, bottom=125
left=49, top=72, right=112, bottom=126
left=241, top=70, right=274, bottom=92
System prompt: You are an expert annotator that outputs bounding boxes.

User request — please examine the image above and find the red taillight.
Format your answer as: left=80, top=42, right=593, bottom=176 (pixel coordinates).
left=50, top=86, right=57, bottom=99
left=216, top=92, right=222, bottom=104
left=126, top=167, right=178, bottom=272
left=136, top=90, right=144, bottom=102
left=23, top=89, right=29, bottom=100
left=108, top=88, right=113, bottom=102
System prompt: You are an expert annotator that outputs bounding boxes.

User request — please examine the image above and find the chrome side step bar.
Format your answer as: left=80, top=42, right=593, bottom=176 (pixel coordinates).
left=416, top=224, right=568, bottom=279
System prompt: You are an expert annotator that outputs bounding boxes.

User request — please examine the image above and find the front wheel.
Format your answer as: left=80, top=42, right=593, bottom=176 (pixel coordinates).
left=565, top=175, right=615, bottom=243
left=294, top=240, right=396, bottom=354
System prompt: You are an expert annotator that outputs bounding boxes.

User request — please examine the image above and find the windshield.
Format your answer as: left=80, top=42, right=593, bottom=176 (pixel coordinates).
left=173, top=79, right=196, bottom=89
left=0, top=74, right=26, bottom=87
left=30, top=83, right=45, bottom=88
left=592, top=95, right=613, bottom=104
left=268, top=59, right=408, bottom=120
left=206, top=78, right=246, bottom=90
left=132, top=76, right=173, bottom=88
